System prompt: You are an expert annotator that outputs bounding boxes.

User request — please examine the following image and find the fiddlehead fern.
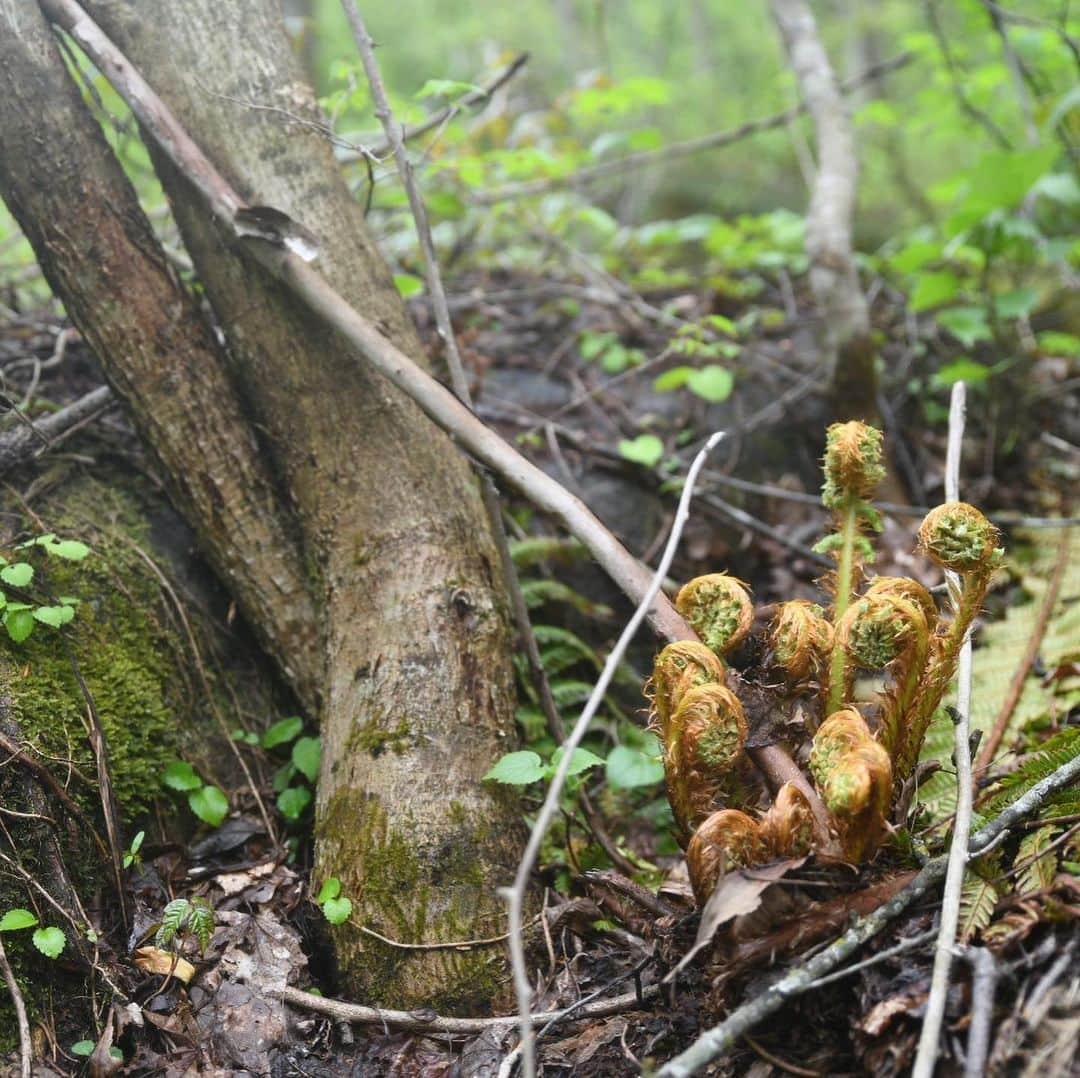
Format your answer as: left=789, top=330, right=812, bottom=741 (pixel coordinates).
left=674, top=573, right=753, bottom=658
left=769, top=600, right=833, bottom=684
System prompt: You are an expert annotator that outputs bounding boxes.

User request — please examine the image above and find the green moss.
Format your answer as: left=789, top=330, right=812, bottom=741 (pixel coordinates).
left=1, top=536, right=179, bottom=819
left=346, top=713, right=412, bottom=757
left=317, top=788, right=511, bottom=1011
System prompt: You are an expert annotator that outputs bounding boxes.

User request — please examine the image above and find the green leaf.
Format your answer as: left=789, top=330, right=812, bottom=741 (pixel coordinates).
left=932, top=357, right=990, bottom=388
left=653, top=366, right=693, bottom=392
left=1038, top=331, right=1080, bottom=357
left=910, top=271, right=960, bottom=312
left=4, top=608, right=34, bottom=643
left=291, top=736, right=321, bottom=784
left=32, top=926, right=66, bottom=958
left=0, top=908, right=38, bottom=932
left=0, top=562, right=34, bottom=588
left=551, top=745, right=605, bottom=776
left=686, top=365, right=735, bottom=403
left=47, top=539, right=90, bottom=561
left=163, top=760, right=202, bottom=792
left=71, top=1041, right=94, bottom=1057
left=262, top=716, right=304, bottom=749
left=394, top=273, right=424, bottom=298
left=416, top=78, right=481, bottom=100
left=937, top=306, right=992, bottom=347
left=605, top=744, right=664, bottom=788
left=483, top=750, right=546, bottom=785
left=277, top=785, right=312, bottom=820
left=888, top=239, right=942, bottom=274
left=618, top=434, right=664, bottom=468
left=322, top=895, right=352, bottom=925
left=189, top=785, right=229, bottom=827
left=993, top=287, right=1037, bottom=320
left=580, top=330, right=616, bottom=361
left=317, top=878, right=341, bottom=903
left=33, top=605, right=75, bottom=628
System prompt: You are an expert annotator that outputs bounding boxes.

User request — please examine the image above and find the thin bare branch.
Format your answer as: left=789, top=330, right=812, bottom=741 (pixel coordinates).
left=0, top=934, right=31, bottom=1078
left=913, top=380, right=975, bottom=1078
left=505, top=430, right=726, bottom=1078
left=280, top=980, right=659, bottom=1035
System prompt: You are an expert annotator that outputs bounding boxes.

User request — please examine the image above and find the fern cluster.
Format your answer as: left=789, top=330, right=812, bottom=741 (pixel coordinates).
left=646, top=421, right=1005, bottom=903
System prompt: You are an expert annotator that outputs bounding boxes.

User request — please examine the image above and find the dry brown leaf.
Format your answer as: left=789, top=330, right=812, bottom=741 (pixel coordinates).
left=134, top=946, right=196, bottom=983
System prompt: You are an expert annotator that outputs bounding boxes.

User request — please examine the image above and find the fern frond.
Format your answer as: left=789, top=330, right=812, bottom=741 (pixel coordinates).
left=983, top=727, right=1080, bottom=816
left=1016, top=825, right=1059, bottom=895
left=959, top=871, right=1000, bottom=942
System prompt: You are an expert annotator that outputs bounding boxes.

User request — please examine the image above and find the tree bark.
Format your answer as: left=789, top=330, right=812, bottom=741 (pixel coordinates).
left=770, top=0, right=878, bottom=421
left=78, top=0, right=523, bottom=1011
left=3, top=0, right=524, bottom=1009
left=0, top=0, right=320, bottom=706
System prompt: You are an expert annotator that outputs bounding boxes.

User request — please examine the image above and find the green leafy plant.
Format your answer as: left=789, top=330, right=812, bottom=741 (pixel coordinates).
left=0, top=533, right=89, bottom=643
left=316, top=877, right=353, bottom=925
left=123, top=829, right=146, bottom=870
left=250, top=715, right=321, bottom=822
left=156, top=896, right=215, bottom=954
left=162, top=761, right=230, bottom=827
left=484, top=744, right=604, bottom=786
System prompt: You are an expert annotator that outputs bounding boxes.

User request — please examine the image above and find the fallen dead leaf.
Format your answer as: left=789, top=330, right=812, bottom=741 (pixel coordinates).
left=134, top=946, right=196, bottom=983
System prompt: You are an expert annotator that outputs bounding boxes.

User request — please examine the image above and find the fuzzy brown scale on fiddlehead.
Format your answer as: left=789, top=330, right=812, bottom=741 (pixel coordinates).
left=665, top=683, right=748, bottom=836
left=821, top=420, right=886, bottom=507
left=837, top=592, right=930, bottom=757
left=686, top=809, right=766, bottom=905
left=769, top=600, right=833, bottom=683
left=810, top=708, right=893, bottom=862
left=674, top=573, right=753, bottom=658
left=647, top=641, right=725, bottom=738
left=759, top=782, right=816, bottom=858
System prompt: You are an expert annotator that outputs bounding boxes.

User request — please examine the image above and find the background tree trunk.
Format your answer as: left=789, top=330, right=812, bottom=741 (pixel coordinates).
left=3, top=0, right=525, bottom=1009
left=770, top=0, right=878, bottom=421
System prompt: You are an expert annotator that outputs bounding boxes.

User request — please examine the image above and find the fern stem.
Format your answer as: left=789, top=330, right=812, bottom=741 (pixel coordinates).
left=896, top=567, right=991, bottom=779
left=826, top=498, right=859, bottom=713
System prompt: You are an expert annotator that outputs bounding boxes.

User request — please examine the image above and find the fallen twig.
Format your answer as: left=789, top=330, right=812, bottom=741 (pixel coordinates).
left=653, top=750, right=1080, bottom=1077
left=913, top=382, right=975, bottom=1078
left=280, top=981, right=659, bottom=1035
left=964, top=947, right=999, bottom=1078
left=472, top=53, right=912, bottom=203
left=0, top=384, right=114, bottom=475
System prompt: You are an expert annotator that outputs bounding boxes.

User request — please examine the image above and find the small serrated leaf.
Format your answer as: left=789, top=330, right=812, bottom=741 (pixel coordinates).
left=0, top=908, right=38, bottom=932
left=32, top=926, right=66, bottom=958
left=483, top=750, right=546, bottom=785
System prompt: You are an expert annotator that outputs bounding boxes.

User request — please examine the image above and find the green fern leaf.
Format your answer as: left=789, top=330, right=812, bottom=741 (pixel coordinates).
left=958, top=871, right=999, bottom=942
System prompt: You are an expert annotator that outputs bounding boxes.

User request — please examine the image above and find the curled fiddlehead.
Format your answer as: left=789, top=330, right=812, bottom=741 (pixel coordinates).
left=837, top=589, right=930, bottom=757
left=769, top=600, right=833, bottom=683
left=892, top=504, right=1002, bottom=779
left=674, top=573, right=753, bottom=658
left=648, top=640, right=725, bottom=738
left=665, top=683, right=748, bottom=837
left=810, top=708, right=893, bottom=862
left=686, top=809, right=766, bottom=905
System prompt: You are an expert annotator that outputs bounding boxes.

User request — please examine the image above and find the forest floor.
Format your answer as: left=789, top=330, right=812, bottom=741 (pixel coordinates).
left=0, top=262, right=1077, bottom=1075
